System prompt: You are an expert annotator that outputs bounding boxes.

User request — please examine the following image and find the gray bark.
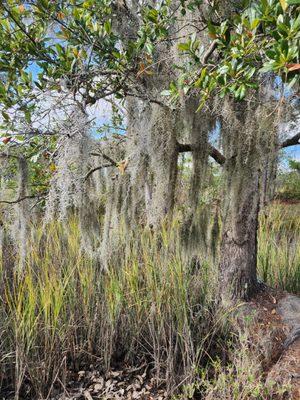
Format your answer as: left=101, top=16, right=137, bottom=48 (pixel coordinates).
left=219, top=99, right=278, bottom=305
left=219, top=142, right=260, bottom=305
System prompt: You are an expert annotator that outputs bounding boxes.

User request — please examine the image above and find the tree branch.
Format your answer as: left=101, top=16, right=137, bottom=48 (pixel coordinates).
left=177, top=142, right=226, bottom=165
left=0, top=193, right=46, bottom=205
left=202, top=40, right=218, bottom=64
left=177, top=143, right=192, bottom=152
left=90, top=152, right=119, bottom=167
left=85, top=163, right=114, bottom=180
left=280, top=132, right=300, bottom=149
left=1, top=3, right=58, bottom=66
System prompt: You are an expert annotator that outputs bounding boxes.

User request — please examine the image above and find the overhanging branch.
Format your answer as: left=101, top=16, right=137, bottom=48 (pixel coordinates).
left=90, top=152, right=118, bottom=167
left=0, top=193, right=46, bottom=205
left=177, top=142, right=226, bottom=165
left=202, top=40, right=218, bottom=64
left=280, top=132, right=300, bottom=149
left=85, top=163, right=114, bottom=180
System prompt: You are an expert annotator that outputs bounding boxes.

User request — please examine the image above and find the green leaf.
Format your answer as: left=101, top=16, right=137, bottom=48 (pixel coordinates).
left=104, top=20, right=111, bottom=35
left=145, top=42, right=153, bottom=55
left=178, top=42, right=190, bottom=51
left=235, top=84, right=246, bottom=99
left=194, top=67, right=207, bottom=87
left=25, top=109, right=31, bottom=123
left=147, top=9, right=158, bottom=23
left=218, top=65, right=230, bottom=74
left=1, top=111, right=10, bottom=121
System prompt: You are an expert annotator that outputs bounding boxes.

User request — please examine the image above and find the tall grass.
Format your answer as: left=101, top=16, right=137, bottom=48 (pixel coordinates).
left=0, top=218, right=223, bottom=399
left=258, top=203, right=300, bottom=294
left=0, top=203, right=299, bottom=398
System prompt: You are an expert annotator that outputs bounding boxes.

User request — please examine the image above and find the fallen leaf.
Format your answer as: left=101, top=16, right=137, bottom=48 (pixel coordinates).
left=111, top=370, right=122, bottom=377
left=78, top=370, right=85, bottom=380
left=93, top=382, right=103, bottom=392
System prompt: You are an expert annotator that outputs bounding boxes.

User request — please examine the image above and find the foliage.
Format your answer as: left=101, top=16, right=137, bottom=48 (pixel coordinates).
left=275, top=159, right=300, bottom=200
left=0, top=0, right=173, bottom=120
left=167, top=0, right=300, bottom=106
left=0, top=0, right=298, bottom=122
left=288, top=158, right=300, bottom=171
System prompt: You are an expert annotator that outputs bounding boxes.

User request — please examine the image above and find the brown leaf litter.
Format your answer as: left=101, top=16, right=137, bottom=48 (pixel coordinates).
left=54, top=364, right=168, bottom=400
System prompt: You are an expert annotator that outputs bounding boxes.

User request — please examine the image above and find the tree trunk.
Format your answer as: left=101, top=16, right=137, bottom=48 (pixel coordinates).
left=219, top=148, right=260, bottom=305
left=218, top=99, right=277, bottom=306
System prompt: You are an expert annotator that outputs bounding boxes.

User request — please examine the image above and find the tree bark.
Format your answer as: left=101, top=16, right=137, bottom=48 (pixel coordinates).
left=219, top=148, right=260, bottom=305
left=218, top=99, right=277, bottom=306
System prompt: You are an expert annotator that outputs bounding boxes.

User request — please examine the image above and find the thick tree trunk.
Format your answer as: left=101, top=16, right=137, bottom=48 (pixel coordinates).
left=219, top=150, right=260, bottom=305
left=218, top=99, right=277, bottom=306
left=219, top=100, right=275, bottom=307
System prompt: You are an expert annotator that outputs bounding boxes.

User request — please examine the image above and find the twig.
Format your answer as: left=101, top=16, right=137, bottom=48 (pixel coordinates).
left=202, top=40, right=218, bottom=64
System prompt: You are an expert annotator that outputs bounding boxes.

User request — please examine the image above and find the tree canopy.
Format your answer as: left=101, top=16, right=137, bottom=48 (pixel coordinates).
left=0, top=0, right=299, bottom=122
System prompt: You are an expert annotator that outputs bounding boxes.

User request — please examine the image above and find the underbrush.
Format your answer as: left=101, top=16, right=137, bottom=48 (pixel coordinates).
left=0, top=203, right=299, bottom=399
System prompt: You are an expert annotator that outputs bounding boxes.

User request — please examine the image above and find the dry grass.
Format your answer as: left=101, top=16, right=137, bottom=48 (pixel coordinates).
left=0, top=218, right=222, bottom=399
left=0, top=203, right=299, bottom=399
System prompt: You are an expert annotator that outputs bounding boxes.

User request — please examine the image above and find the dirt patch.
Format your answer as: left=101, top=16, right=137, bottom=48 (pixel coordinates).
left=264, top=293, right=300, bottom=400
left=241, top=288, right=300, bottom=399
left=267, top=340, right=300, bottom=400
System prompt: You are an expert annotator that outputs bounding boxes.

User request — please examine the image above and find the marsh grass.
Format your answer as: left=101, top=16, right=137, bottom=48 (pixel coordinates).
left=258, top=203, right=300, bottom=293
left=0, top=217, right=223, bottom=399
left=0, top=203, right=299, bottom=399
